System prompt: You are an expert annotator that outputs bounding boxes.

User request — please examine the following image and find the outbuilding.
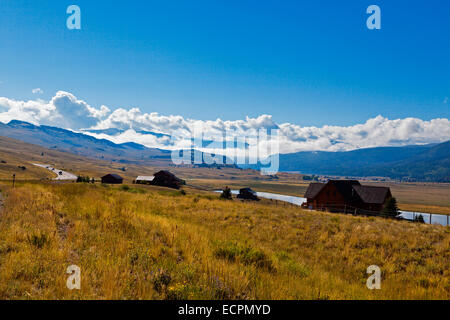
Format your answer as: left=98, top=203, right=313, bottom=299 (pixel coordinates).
left=237, top=188, right=260, bottom=201
left=150, top=170, right=185, bottom=189
left=101, top=174, right=124, bottom=184
left=135, top=176, right=155, bottom=184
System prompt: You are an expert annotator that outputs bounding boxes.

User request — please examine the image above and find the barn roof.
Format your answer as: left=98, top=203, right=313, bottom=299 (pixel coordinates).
left=328, top=180, right=361, bottom=199
left=102, top=174, right=123, bottom=180
left=353, top=185, right=390, bottom=204
left=136, top=176, right=154, bottom=181
left=304, top=183, right=326, bottom=199
left=304, top=180, right=361, bottom=200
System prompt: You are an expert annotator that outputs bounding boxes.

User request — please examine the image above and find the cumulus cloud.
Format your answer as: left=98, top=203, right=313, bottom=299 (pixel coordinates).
left=32, top=88, right=43, bottom=94
left=0, top=91, right=109, bottom=130
left=277, top=116, right=450, bottom=153
left=0, top=91, right=449, bottom=155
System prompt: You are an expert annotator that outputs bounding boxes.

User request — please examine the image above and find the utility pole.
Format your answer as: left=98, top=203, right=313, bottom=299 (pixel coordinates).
left=12, top=174, right=16, bottom=188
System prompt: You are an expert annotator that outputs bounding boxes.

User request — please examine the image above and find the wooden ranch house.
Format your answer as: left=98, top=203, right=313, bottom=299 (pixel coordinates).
left=303, top=180, right=392, bottom=214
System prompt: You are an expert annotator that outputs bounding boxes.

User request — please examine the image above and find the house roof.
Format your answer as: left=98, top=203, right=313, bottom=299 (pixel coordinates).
left=102, top=174, right=123, bottom=180
left=304, top=183, right=326, bottom=199
left=240, top=187, right=256, bottom=195
left=153, top=170, right=185, bottom=182
left=328, top=180, right=361, bottom=199
left=304, top=180, right=391, bottom=205
left=136, top=176, right=154, bottom=181
left=353, top=185, right=391, bottom=204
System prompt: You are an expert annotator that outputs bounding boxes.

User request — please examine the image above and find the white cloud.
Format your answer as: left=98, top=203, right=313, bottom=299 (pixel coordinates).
left=0, top=91, right=449, bottom=155
left=32, top=88, right=44, bottom=94
left=0, top=91, right=109, bottom=130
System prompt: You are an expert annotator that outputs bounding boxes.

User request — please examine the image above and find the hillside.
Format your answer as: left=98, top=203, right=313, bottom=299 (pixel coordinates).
left=0, top=182, right=447, bottom=299
left=272, top=142, right=450, bottom=182
left=0, top=135, right=294, bottom=184
left=0, top=120, right=172, bottom=164
left=2, top=120, right=448, bottom=182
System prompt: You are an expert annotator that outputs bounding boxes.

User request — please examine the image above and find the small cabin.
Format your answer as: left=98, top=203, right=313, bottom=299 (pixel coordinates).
left=135, top=176, right=154, bottom=184
left=101, top=174, right=124, bottom=184
left=237, top=188, right=259, bottom=201
left=150, top=170, right=185, bottom=189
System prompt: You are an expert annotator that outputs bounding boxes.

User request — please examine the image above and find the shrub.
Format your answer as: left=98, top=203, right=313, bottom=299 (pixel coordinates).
left=27, top=232, right=50, bottom=249
left=220, top=187, right=232, bottom=200
left=76, top=175, right=90, bottom=183
left=152, top=268, right=172, bottom=293
left=214, top=241, right=274, bottom=271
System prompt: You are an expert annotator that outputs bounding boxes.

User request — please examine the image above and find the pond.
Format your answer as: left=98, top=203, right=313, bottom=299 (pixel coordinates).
left=216, top=190, right=449, bottom=226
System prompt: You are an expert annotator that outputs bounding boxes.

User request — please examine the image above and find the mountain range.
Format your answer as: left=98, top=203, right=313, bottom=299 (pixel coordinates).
left=0, top=120, right=172, bottom=165
left=271, top=141, right=450, bottom=182
left=0, top=120, right=448, bottom=182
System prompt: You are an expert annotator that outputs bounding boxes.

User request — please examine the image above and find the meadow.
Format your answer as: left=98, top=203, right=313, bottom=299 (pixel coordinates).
left=0, top=182, right=448, bottom=300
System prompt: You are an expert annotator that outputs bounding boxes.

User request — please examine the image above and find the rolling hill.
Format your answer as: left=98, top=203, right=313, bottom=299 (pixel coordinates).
left=0, top=120, right=172, bottom=164
left=0, top=120, right=449, bottom=182
left=274, top=141, right=450, bottom=182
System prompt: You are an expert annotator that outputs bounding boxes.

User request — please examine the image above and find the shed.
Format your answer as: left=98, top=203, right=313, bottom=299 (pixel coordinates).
left=135, top=176, right=154, bottom=184
left=237, top=188, right=260, bottom=201
left=101, top=174, right=123, bottom=184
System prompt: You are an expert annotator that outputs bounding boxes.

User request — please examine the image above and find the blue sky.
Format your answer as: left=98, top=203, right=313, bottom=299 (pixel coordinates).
left=0, top=0, right=449, bottom=127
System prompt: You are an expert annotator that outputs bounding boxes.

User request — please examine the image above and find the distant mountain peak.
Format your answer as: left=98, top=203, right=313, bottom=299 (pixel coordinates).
left=7, top=120, right=38, bottom=128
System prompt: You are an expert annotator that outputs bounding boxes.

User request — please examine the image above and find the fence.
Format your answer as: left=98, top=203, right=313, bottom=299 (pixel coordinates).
left=304, top=202, right=450, bottom=226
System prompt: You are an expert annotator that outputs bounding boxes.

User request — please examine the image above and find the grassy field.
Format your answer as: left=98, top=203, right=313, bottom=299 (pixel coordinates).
left=1, top=134, right=449, bottom=215
left=0, top=182, right=448, bottom=300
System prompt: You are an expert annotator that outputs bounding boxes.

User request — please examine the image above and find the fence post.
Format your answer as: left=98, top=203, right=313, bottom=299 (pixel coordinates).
left=12, top=174, right=16, bottom=188
left=429, top=214, right=432, bottom=224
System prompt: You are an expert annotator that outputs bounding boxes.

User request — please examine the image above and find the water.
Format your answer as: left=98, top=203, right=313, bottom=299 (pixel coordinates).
left=216, top=190, right=448, bottom=226
left=398, top=211, right=448, bottom=226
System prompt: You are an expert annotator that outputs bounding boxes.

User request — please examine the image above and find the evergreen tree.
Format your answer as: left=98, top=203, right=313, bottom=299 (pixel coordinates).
left=220, top=186, right=232, bottom=200
left=382, top=197, right=399, bottom=217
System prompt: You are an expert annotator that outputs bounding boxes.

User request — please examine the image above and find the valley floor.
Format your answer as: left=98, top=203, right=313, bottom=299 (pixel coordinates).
left=0, top=182, right=448, bottom=300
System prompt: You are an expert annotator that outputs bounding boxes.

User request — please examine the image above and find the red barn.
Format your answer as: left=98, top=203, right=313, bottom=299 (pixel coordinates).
left=303, top=180, right=392, bottom=214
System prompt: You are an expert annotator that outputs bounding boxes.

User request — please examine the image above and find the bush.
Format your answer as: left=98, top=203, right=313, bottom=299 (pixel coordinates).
left=220, top=187, right=232, bottom=200
left=214, top=241, right=274, bottom=271
left=152, top=268, right=172, bottom=293
left=27, top=233, right=50, bottom=249
left=76, top=175, right=91, bottom=183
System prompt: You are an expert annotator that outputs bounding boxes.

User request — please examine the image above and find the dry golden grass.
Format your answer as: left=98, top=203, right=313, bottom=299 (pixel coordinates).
left=0, top=182, right=448, bottom=300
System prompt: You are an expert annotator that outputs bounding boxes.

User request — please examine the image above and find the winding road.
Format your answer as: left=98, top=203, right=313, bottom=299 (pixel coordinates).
left=33, top=163, right=77, bottom=181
